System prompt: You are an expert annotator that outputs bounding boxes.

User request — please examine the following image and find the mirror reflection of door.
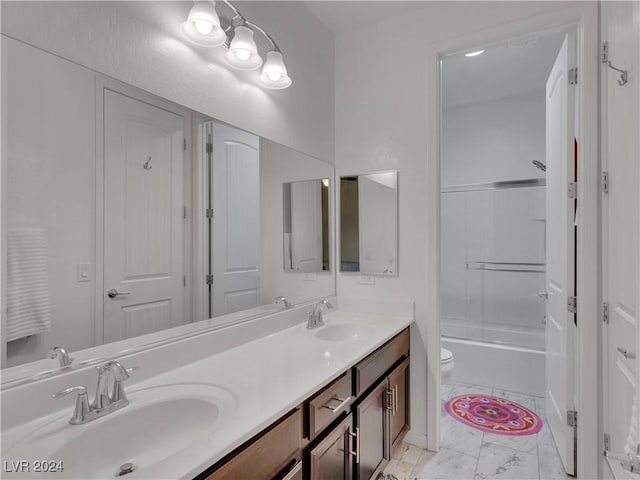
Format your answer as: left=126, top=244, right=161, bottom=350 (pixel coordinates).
left=210, top=123, right=261, bottom=318
left=103, top=90, right=186, bottom=343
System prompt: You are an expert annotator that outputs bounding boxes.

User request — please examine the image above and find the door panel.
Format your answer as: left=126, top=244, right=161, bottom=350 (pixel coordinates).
left=356, top=383, right=388, bottom=480
left=290, top=180, right=323, bottom=272
left=602, top=0, right=640, bottom=466
left=103, top=89, right=185, bottom=343
left=309, top=414, right=353, bottom=480
left=544, top=32, right=576, bottom=475
left=211, top=123, right=260, bottom=317
left=389, top=358, right=410, bottom=454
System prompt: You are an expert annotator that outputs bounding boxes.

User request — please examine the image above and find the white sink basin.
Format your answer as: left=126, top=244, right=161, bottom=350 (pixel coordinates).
left=2, top=383, right=236, bottom=479
left=314, top=323, right=374, bottom=342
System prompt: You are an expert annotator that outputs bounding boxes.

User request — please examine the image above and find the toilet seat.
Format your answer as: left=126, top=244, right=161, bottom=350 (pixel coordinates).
left=441, top=347, right=453, bottom=364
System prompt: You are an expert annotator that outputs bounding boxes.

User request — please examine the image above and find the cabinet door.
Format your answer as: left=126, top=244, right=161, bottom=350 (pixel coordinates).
left=309, top=414, right=354, bottom=480
left=355, top=382, right=388, bottom=480
left=388, top=357, right=410, bottom=455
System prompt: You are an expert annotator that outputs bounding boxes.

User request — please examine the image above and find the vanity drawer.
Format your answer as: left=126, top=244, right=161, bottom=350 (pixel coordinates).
left=204, top=408, right=302, bottom=480
left=307, top=371, right=353, bottom=440
left=353, top=328, right=409, bottom=396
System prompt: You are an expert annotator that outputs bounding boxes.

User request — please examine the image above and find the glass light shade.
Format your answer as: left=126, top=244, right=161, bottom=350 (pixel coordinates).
left=259, top=51, right=292, bottom=89
left=182, top=1, right=226, bottom=47
left=226, top=26, right=263, bottom=70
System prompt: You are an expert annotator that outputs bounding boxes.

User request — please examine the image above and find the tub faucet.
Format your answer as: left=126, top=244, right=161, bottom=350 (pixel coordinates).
left=307, top=299, right=333, bottom=329
left=274, top=296, right=292, bottom=309
left=47, top=346, right=73, bottom=368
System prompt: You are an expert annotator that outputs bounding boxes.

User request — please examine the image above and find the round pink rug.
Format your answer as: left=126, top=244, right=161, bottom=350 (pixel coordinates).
left=445, top=394, right=543, bottom=436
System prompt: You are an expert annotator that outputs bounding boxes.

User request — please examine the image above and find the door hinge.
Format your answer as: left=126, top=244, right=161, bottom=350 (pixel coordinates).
left=205, top=274, right=213, bottom=285
left=569, top=67, right=578, bottom=85
left=184, top=138, right=187, bottom=151
left=602, top=171, right=609, bottom=194
left=603, top=302, right=610, bottom=324
left=567, top=296, right=577, bottom=314
left=206, top=208, right=213, bottom=219
left=568, top=182, right=578, bottom=199
left=183, top=275, right=187, bottom=288
left=206, top=142, right=213, bottom=154
left=567, top=409, right=578, bottom=428
left=604, top=433, right=611, bottom=454
left=601, top=42, right=609, bottom=63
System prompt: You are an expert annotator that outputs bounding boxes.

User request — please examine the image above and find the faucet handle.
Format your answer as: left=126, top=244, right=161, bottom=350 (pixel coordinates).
left=47, top=346, right=73, bottom=367
left=52, top=385, right=87, bottom=398
left=53, top=386, right=91, bottom=425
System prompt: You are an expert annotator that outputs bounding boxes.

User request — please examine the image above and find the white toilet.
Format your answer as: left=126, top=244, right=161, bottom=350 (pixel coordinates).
left=441, top=347, right=455, bottom=384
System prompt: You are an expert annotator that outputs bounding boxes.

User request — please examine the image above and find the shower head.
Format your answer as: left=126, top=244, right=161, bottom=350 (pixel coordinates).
left=532, top=160, right=546, bottom=172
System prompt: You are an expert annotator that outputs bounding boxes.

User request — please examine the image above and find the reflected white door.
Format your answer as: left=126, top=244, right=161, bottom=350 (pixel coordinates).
left=602, top=0, right=640, bottom=469
left=103, top=89, right=185, bottom=343
left=290, top=180, right=323, bottom=272
left=544, top=33, right=576, bottom=475
left=211, top=123, right=260, bottom=317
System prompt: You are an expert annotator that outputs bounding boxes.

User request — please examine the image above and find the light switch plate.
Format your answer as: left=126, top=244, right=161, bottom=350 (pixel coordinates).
left=76, top=263, right=91, bottom=282
left=358, top=275, right=375, bottom=285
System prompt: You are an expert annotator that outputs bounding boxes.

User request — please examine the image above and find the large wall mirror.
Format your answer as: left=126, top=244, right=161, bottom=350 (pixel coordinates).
left=1, top=35, right=335, bottom=375
left=340, top=171, right=398, bottom=275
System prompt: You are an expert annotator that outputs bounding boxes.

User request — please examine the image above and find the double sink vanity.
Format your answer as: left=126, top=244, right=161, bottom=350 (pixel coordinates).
left=1, top=300, right=413, bottom=479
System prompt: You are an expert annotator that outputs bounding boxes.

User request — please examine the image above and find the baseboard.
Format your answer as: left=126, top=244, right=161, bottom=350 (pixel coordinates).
left=403, top=431, right=428, bottom=449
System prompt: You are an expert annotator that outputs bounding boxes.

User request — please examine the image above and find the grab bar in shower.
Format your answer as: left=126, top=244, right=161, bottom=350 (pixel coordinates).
left=466, top=261, right=545, bottom=274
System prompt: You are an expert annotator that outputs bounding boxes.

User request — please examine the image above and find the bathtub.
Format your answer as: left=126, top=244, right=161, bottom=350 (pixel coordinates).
left=442, top=336, right=545, bottom=397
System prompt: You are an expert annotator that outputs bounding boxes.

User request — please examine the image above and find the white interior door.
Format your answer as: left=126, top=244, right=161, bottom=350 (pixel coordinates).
left=211, top=122, right=260, bottom=317
left=602, top=0, right=640, bottom=473
left=290, top=180, right=323, bottom=273
left=103, top=89, right=185, bottom=343
left=544, top=33, right=576, bottom=476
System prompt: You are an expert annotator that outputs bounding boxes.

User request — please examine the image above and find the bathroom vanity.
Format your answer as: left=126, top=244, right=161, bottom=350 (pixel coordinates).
left=0, top=303, right=413, bottom=480
left=198, top=327, right=410, bottom=480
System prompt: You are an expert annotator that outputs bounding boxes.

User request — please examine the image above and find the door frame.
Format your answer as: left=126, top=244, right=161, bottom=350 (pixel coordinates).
left=425, top=3, right=599, bottom=478
left=94, top=77, right=193, bottom=346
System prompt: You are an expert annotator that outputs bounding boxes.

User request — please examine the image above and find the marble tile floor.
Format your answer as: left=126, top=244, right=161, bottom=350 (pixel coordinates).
left=382, top=381, right=572, bottom=480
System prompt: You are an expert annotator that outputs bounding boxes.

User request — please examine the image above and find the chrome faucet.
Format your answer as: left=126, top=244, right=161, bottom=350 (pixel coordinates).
left=47, top=346, right=73, bottom=368
left=53, top=360, right=133, bottom=425
left=307, top=299, right=333, bottom=329
left=274, top=296, right=292, bottom=309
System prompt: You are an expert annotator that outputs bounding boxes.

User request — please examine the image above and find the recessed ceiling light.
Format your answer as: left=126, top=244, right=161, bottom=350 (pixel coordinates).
left=465, top=50, right=485, bottom=57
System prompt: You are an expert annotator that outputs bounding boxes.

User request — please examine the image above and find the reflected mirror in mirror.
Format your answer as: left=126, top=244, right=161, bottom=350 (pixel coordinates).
left=1, top=35, right=335, bottom=373
left=283, top=179, right=331, bottom=273
left=340, top=171, right=398, bottom=275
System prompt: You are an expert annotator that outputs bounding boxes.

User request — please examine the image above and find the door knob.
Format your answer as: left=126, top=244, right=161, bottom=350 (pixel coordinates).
left=107, top=289, right=130, bottom=299
left=537, top=291, right=550, bottom=299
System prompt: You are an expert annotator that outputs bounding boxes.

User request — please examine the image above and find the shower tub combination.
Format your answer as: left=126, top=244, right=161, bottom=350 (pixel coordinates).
left=440, top=180, right=546, bottom=397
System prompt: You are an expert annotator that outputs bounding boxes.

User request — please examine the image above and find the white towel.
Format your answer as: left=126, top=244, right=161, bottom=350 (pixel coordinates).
left=6, top=228, right=51, bottom=341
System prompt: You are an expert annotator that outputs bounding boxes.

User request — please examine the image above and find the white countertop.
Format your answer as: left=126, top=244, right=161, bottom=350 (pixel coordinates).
left=1, top=306, right=413, bottom=480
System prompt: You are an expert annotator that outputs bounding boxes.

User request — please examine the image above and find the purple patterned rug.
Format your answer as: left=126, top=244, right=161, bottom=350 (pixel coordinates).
left=445, top=394, right=543, bottom=436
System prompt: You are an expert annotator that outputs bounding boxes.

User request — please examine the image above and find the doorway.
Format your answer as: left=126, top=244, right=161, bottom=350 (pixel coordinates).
left=436, top=29, right=575, bottom=479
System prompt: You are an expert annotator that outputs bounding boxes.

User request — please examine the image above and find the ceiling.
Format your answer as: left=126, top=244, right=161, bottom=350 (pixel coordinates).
left=305, top=1, right=431, bottom=33
left=442, top=31, right=566, bottom=108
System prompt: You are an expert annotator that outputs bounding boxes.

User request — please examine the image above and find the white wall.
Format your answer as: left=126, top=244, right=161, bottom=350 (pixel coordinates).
left=442, top=91, right=546, bottom=186
left=260, top=140, right=335, bottom=306
left=334, top=0, right=579, bottom=449
left=0, top=1, right=334, bottom=163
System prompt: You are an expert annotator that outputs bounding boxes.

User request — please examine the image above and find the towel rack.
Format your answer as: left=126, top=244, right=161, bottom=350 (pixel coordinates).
left=466, top=261, right=545, bottom=274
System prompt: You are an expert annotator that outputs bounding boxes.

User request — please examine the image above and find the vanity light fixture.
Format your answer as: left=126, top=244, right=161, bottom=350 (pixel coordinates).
left=465, top=50, right=485, bottom=57
left=183, top=0, right=292, bottom=89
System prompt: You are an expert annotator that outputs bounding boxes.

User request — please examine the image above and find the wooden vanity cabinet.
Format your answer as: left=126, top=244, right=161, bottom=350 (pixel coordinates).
left=308, top=414, right=355, bottom=480
left=195, top=327, right=410, bottom=480
left=199, top=408, right=303, bottom=480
